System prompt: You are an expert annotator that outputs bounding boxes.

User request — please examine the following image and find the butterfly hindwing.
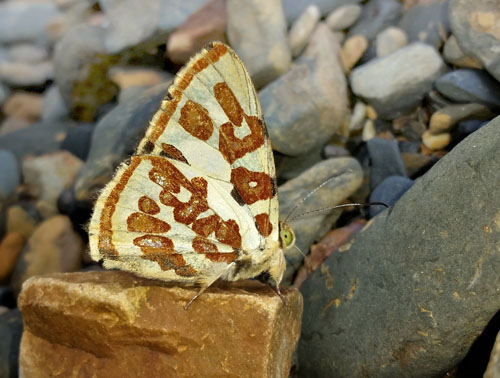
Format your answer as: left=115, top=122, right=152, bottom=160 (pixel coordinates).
left=89, top=42, right=281, bottom=284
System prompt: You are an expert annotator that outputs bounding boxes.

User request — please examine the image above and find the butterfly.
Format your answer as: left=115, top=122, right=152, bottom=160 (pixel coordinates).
left=88, top=42, right=296, bottom=308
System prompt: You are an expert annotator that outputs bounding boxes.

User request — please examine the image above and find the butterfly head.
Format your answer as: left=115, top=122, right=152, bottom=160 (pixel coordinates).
left=266, top=222, right=295, bottom=290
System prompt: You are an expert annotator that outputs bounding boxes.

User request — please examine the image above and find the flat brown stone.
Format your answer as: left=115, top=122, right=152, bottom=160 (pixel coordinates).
left=18, top=271, right=302, bottom=378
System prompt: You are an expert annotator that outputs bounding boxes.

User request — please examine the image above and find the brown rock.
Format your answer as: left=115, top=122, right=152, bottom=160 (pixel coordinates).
left=422, top=130, right=451, bottom=150
left=18, top=271, right=303, bottom=378
left=340, top=34, right=368, bottom=72
left=485, top=330, right=500, bottom=378
left=109, top=66, right=173, bottom=90
left=0, top=232, right=24, bottom=281
left=167, top=0, right=227, bottom=65
left=10, top=216, right=83, bottom=294
left=2, top=92, right=43, bottom=123
left=6, top=205, right=37, bottom=240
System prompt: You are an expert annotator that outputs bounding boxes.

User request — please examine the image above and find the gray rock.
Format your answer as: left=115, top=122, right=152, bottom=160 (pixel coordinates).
left=227, top=0, right=291, bottom=88
left=0, top=120, right=74, bottom=160
left=350, top=42, right=446, bottom=119
left=7, top=43, right=49, bottom=63
left=367, top=137, right=407, bottom=189
left=0, top=309, right=22, bottom=378
left=0, top=60, right=53, bottom=87
left=74, top=82, right=168, bottom=202
left=61, top=123, right=94, bottom=161
left=279, top=157, right=363, bottom=283
left=375, top=26, right=408, bottom=57
left=99, top=0, right=208, bottom=52
left=275, top=148, right=323, bottom=182
left=42, top=85, right=69, bottom=121
left=54, top=24, right=117, bottom=122
left=157, top=0, right=211, bottom=36
left=299, top=115, right=500, bottom=377
left=326, top=4, right=362, bottom=31
left=0, top=2, right=60, bottom=45
left=449, top=0, right=500, bottom=82
left=22, top=151, right=84, bottom=218
left=282, top=0, right=362, bottom=24
left=429, top=102, right=493, bottom=134
left=399, top=0, right=450, bottom=49
left=260, top=24, right=348, bottom=155
left=288, top=5, right=321, bottom=58
left=442, top=35, right=483, bottom=69
left=0, top=82, right=9, bottom=107
left=435, top=69, right=500, bottom=109
left=369, top=175, right=413, bottom=217
left=348, top=0, right=403, bottom=41
left=0, top=149, right=20, bottom=201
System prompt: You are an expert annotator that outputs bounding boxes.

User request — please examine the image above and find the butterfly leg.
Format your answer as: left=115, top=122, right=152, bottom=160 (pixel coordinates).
left=273, top=283, right=286, bottom=304
left=184, top=263, right=235, bottom=310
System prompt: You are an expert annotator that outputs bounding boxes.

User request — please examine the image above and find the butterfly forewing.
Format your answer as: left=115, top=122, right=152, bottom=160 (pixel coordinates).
left=89, top=42, right=280, bottom=284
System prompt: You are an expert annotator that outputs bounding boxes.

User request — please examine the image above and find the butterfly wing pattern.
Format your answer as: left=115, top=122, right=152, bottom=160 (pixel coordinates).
left=89, top=42, right=293, bottom=298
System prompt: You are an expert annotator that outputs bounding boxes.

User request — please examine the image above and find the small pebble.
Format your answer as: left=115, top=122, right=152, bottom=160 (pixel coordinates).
left=288, top=5, right=321, bottom=58
left=349, top=101, right=367, bottom=132
left=340, top=34, right=368, bottom=72
left=326, top=4, right=362, bottom=31
left=429, top=103, right=493, bottom=134
left=422, top=130, right=451, bottom=150
left=362, top=119, right=376, bottom=141
left=376, top=26, right=408, bottom=57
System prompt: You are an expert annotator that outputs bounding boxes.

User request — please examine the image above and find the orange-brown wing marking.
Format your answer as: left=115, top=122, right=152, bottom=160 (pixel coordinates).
left=98, top=158, right=142, bottom=259
left=192, top=215, right=242, bottom=248
left=138, top=196, right=160, bottom=215
left=160, top=143, right=188, bottom=164
left=214, top=82, right=265, bottom=164
left=231, top=166, right=273, bottom=205
left=134, top=235, right=197, bottom=277
left=255, top=213, right=273, bottom=237
left=144, top=43, right=228, bottom=147
left=213, top=82, right=243, bottom=126
left=127, top=212, right=171, bottom=233
left=192, top=236, right=237, bottom=263
left=148, top=158, right=210, bottom=225
left=178, top=100, right=213, bottom=141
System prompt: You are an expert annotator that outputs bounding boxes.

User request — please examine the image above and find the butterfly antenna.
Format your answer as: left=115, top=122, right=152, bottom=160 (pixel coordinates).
left=290, top=202, right=388, bottom=221
left=293, top=243, right=307, bottom=259
left=283, top=175, right=343, bottom=224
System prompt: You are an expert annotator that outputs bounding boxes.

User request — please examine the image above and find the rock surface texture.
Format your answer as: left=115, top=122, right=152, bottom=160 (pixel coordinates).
left=299, top=116, right=500, bottom=377
left=19, top=271, right=303, bottom=378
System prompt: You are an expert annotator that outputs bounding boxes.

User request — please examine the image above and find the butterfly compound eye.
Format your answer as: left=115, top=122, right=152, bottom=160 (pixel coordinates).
left=280, top=229, right=293, bottom=247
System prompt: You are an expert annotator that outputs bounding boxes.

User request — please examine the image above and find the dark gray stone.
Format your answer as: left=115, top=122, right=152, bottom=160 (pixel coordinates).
left=399, top=1, right=450, bottom=49
left=435, top=69, right=500, bottom=109
left=449, top=0, right=500, bottom=82
left=282, top=0, right=362, bottom=24
left=350, top=43, right=446, bottom=119
left=279, top=157, right=363, bottom=284
left=0, top=120, right=73, bottom=161
left=260, top=24, right=348, bottom=156
left=369, top=175, right=413, bottom=217
left=74, top=82, right=169, bottom=203
left=0, top=309, right=22, bottom=378
left=457, top=119, right=487, bottom=135
left=0, top=149, right=20, bottom=201
left=348, top=0, right=403, bottom=41
left=61, top=124, right=95, bottom=161
left=299, top=115, right=500, bottom=377
left=367, top=137, right=407, bottom=189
